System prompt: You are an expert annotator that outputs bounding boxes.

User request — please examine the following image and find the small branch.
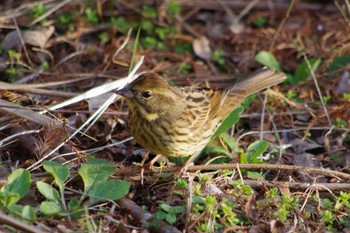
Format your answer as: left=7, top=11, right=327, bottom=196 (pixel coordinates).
left=269, top=0, right=296, bottom=51
left=244, top=180, right=350, bottom=191
left=116, top=163, right=350, bottom=181
left=0, top=212, right=47, bottom=233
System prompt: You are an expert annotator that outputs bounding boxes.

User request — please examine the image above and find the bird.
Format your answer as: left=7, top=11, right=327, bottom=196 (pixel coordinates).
left=116, top=67, right=286, bottom=163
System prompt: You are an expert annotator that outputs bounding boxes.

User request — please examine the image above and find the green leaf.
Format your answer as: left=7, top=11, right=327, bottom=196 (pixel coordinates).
left=255, top=51, right=281, bottom=71
left=155, top=210, right=167, bottom=220
left=241, top=184, right=254, bottom=195
left=68, top=198, right=84, bottom=219
left=246, top=140, right=269, bottom=164
left=176, top=179, right=188, bottom=189
left=212, top=106, right=244, bottom=139
left=204, top=146, right=232, bottom=157
left=326, top=55, right=350, bottom=72
left=0, top=192, right=20, bottom=206
left=42, top=161, right=69, bottom=193
left=220, top=132, right=236, bottom=151
left=142, top=5, right=157, bottom=18
left=1, top=169, right=31, bottom=200
left=247, top=171, right=264, bottom=180
left=174, top=206, right=185, bottom=213
left=142, top=36, right=158, bottom=49
left=36, top=181, right=60, bottom=204
left=68, top=198, right=80, bottom=211
left=254, top=16, right=267, bottom=28
left=78, top=157, right=129, bottom=205
left=79, top=157, right=116, bottom=193
left=141, top=19, right=154, bottom=33
left=167, top=0, right=181, bottom=16
left=88, top=180, right=130, bottom=205
left=40, top=201, right=62, bottom=216
left=165, top=214, right=177, bottom=224
left=22, top=205, right=36, bottom=221
left=294, top=58, right=321, bottom=83
left=240, top=152, right=247, bottom=164
left=160, top=203, right=172, bottom=212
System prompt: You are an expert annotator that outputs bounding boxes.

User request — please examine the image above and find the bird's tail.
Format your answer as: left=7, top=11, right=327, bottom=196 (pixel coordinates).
left=231, top=67, right=287, bottom=95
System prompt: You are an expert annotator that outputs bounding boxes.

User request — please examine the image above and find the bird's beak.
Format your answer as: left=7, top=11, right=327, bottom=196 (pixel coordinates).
left=115, top=85, right=134, bottom=99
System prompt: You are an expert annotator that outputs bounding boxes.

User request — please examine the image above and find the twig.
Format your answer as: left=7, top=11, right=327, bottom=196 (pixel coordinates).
left=13, top=18, right=33, bottom=67
left=116, top=163, right=350, bottom=181
left=244, top=180, right=350, bottom=191
left=298, top=38, right=332, bottom=127
left=177, top=0, right=337, bottom=13
left=30, top=0, right=72, bottom=25
left=0, top=99, right=56, bottom=126
left=269, top=0, right=296, bottom=51
left=0, top=212, right=47, bottom=233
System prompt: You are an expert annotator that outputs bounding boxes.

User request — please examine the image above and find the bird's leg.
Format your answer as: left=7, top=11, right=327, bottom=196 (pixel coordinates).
left=175, top=151, right=201, bottom=178
left=139, top=152, right=150, bottom=185
left=148, top=154, right=162, bottom=170
left=140, top=151, right=150, bottom=167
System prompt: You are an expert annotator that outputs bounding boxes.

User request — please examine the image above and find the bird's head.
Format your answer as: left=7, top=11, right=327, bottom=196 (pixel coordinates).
left=116, top=73, right=184, bottom=121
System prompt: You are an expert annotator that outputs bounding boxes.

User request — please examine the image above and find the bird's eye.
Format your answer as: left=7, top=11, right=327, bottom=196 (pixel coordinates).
left=142, top=91, right=153, bottom=99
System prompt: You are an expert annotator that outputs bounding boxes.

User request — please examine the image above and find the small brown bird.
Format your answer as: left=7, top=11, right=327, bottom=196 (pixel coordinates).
left=116, top=68, right=286, bottom=160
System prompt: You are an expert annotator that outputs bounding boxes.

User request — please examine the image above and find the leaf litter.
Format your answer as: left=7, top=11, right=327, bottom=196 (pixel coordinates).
left=0, top=0, right=349, bottom=232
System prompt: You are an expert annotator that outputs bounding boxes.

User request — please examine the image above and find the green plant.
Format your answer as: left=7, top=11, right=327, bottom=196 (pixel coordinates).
left=8, top=50, right=21, bottom=63
left=41, top=61, right=50, bottom=71
left=292, top=58, right=321, bottom=85
left=58, top=12, right=77, bottom=32
left=188, top=182, right=249, bottom=232
left=58, top=12, right=76, bottom=24
left=335, top=117, right=347, bottom=128
left=0, top=169, right=36, bottom=222
left=255, top=50, right=322, bottom=85
left=254, top=16, right=267, bottom=28
left=153, top=202, right=185, bottom=226
left=6, top=67, right=18, bottom=82
left=28, top=3, right=47, bottom=21
left=179, top=63, right=192, bottom=75
left=0, top=157, right=130, bottom=224
left=212, top=106, right=244, bottom=139
left=342, top=93, right=350, bottom=100
left=78, top=157, right=130, bottom=205
left=261, top=188, right=300, bottom=221
left=98, top=32, right=109, bottom=46
left=255, top=50, right=281, bottom=71
left=84, top=8, right=99, bottom=25
left=321, top=210, right=336, bottom=231
left=167, top=0, right=181, bottom=18
left=212, top=49, right=226, bottom=69
left=175, top=41, right=192, bottom=54
left=142, top=5, right=158, bottom=18
left=6, top=50, right=21, bottom=82
left=330, top=152, right=342, bottom=164
left=240, top=140, right=269, bottom=164
left=326, top=54, right=350, bottom=72
left=37, top=158, right=130, bottom=218
left=286, top=90, right=298, bottom=99
left=111, top=16, right=137, bottom=33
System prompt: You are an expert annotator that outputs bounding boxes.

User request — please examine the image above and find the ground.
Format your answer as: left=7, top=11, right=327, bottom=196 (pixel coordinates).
left=0, top=0, right=350, bottom=232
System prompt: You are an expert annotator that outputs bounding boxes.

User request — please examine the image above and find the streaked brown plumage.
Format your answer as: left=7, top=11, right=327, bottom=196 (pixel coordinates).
left=116, top=68, right=286, bottom=158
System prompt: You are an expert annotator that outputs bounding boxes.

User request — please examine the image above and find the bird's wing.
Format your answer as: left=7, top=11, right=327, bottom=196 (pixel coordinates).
left=179, top=87, right=228, bottom=131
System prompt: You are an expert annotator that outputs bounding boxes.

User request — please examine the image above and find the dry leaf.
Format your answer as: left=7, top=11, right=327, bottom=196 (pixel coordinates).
left=192, top=36, right=212, bottom=60
left=2, top=26, right=55, bottom=49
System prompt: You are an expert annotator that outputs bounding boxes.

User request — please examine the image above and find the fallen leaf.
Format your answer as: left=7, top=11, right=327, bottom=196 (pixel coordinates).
left=192, top=36, right=212, bottom=60
left=2, top=26, right=55, bottom=49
